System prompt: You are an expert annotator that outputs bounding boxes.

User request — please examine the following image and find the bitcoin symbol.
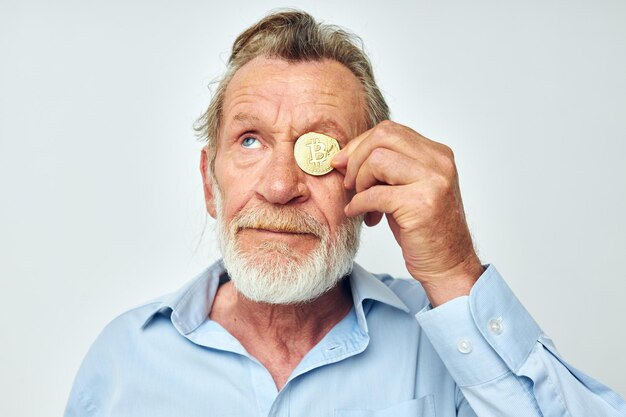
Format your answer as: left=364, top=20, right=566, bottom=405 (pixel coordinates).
left=306, top=139, right=328, bottom=167
left=294, top=132, right=340, bottom=176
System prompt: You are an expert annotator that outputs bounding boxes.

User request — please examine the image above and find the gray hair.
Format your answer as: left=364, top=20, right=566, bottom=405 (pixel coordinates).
left=195, top=9, right=390, bottom=173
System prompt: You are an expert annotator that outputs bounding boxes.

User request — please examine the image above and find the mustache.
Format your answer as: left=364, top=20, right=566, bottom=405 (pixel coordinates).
left=231, top=206, right=327, bottom=238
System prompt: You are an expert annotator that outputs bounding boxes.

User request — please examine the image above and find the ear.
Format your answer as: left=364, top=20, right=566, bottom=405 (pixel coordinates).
left=200, top=147, right=217, bottom=219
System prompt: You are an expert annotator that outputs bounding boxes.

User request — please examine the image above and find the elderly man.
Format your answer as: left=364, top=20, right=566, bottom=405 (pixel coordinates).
left=65, top=10, right=626, bottom=417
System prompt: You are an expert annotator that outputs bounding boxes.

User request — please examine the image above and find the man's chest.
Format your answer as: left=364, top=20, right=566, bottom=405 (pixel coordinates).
left=102, top=309, right=458, bottom=417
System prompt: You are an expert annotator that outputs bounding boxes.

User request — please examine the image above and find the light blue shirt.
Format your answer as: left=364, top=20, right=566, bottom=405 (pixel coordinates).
left=65, top=262, right=626, bottom=416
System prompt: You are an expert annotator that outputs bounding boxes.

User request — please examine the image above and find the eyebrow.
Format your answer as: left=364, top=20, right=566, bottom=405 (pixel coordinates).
left=231, top=112, right=260, bottom=124
left=228, top=112, right=349, bottom=144
left=310, top=119, right=349, bottom=145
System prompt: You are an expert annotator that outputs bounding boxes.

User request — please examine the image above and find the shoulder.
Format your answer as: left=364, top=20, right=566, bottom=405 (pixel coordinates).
left=65, top=299, right=163, bottom=406
left=65, top=294, right=182, bottom=416
left=76, top=299, right=171, bottom=381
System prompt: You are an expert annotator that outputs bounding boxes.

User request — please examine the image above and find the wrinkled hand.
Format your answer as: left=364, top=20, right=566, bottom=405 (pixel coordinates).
left=332, top=121, right=484, bottom=306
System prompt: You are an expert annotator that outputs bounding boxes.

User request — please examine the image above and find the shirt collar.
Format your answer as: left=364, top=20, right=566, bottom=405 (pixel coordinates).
left=140, top=260, right=225, bottom=334
left=141, top=260, right=410, bottom=334
left=347, top=262, right=410, bottom=332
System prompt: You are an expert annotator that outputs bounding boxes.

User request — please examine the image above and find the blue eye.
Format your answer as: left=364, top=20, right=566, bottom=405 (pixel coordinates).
left=241, top=136, right=261, bottom=149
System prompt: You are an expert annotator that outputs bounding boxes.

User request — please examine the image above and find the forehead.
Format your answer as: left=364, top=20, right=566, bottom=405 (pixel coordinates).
left=221, top=57, right=367, bottom=140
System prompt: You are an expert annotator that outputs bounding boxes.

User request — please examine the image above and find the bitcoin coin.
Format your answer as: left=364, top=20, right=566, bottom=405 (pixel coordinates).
left=294, top=132, right=340, bottom=176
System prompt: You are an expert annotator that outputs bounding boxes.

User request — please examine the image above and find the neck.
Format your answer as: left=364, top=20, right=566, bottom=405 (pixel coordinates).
left=209, top=278, right=353, bottom=390
left=211, top=278, right=352, bottom=345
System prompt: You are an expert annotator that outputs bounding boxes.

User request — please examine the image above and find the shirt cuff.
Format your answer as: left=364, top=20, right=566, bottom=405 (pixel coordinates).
left=415, top=264, right=542, bottom=387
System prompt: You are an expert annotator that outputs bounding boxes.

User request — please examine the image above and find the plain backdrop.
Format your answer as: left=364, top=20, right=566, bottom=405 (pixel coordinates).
left=1, top=1, right=625, bottom=415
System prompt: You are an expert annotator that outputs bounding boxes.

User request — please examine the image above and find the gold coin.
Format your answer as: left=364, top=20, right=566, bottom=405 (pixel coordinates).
left=294, top=132, right=340, bottom=176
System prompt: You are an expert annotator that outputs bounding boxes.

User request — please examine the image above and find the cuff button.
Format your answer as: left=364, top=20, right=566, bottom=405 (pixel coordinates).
left=457, top=338, right=473, bottom=354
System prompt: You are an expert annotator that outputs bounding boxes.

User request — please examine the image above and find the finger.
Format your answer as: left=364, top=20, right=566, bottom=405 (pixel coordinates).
left=331, top=126, right=376, bottom=174
left=354, top=148, right=424, bottom=193
left=345, top=184, right=403, bottom=218
left=332, top=161, right=348, bottom=177
left=344, top=123, right=428, bottom=189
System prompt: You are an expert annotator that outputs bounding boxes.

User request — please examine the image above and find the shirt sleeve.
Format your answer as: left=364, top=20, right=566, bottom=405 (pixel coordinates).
left=415, top=265, right=626, bottom=417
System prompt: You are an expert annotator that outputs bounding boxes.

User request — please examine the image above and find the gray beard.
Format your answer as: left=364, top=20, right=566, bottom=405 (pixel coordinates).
left=213, top=185, right=362, bottom=304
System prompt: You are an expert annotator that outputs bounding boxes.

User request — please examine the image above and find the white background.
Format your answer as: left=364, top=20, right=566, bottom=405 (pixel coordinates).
left=1, top=1, right=625, bottom=415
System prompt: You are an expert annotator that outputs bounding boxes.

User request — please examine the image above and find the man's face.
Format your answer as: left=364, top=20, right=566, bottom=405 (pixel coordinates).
left=202, top=57, right=367, bottom=303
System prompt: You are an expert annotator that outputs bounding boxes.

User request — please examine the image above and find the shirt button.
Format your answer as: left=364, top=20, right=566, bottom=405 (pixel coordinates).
left=457, top=338, right=473, bottom=354
left=489, top=318, right=504, bottom=335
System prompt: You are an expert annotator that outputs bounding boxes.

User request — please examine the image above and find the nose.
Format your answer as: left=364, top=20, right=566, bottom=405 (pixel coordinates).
left=255, top=143, right=309, bottom=205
